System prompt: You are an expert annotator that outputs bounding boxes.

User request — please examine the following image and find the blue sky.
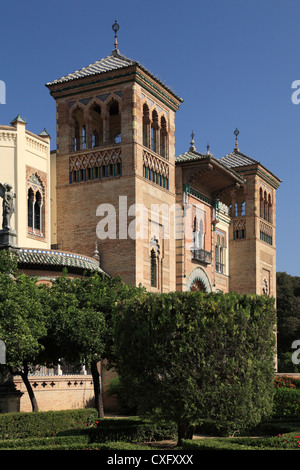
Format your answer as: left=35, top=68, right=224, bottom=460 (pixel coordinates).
left=0, top=0, right=299, bottom=276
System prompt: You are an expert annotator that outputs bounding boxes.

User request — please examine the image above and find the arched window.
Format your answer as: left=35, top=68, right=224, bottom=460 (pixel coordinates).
left=268, top=194, right=272, bottom=223
left=71, top=107, right=86, bottom=151
left=27, top=174, right=45, bottom=237
left=34, top=191, right=42, bottom=233
left=151, top=110, right=159, bottom=153
left=143, top=103, right=150, bottom=148
left=241, top=201, right=246, bottom=216
left=90, top=103, right=103, bottom=148
left=27, top=188, right=34, bottom=229
left=193, top=216, right=205, bottom=250
left=160, top=116, right=168, bottom=159
left=216, top=232, right=226, bottom=274
left=260, top=188, right=264, bottom=218
left=264, top=191, right=268, bottom=220
left=260, top=188, right=272, bottom=223
left=150, top=237, right=160, bottom=288
left=150, top=249, right=157, bottom=288
left=108, top=99, right=121, bottom=144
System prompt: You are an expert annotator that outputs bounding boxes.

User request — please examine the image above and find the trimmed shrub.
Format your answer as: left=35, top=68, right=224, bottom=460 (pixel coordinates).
left=273, top=388, right=300, bottom=416
left=182, top=436, right=300, bottom=451
left=90, top=418, right=177, bottom=443
left=0, top=408, right=97, bottom=439
left=113, top=291, right=276, bottom=439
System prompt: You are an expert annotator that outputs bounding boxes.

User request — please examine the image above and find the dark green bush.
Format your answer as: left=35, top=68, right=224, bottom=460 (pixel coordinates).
left=0, top=434, right=90, bottom=449
left=0, top=408, right=97, bottom=439
left=113, top=291, right=276, bottom=439
left=182, top=436, right=300, bottom=451
left=0, top=438, right=151, bottom=451
left=273, top=388, right=300, bottom=416
left=90, top=417, right=177, bottom=443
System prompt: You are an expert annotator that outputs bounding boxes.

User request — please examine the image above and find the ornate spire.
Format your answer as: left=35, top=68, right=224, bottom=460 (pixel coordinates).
left=234, top=128, right=239, bottom=151
left=93, top=241, right=100, bottom=263
left=189, top=131, right=196, bottom=151
left=206, top=142, right=211, bottom=155
left=112, top=20, right=120, bottom=54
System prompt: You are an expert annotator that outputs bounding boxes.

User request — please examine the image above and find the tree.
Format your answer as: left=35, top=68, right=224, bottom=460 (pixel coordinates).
left=0, top=250, right=47, bottom=411
left=112, top=291, right=276, bottom=444
left=44, top=271, right=144, bottom=418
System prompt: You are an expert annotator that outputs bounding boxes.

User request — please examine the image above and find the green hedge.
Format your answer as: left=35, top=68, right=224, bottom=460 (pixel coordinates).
left=273, top=388, right=300, bottom=415
left=89, top=418, right=177, bottom=443
left=0, top=438, right=151, bottom=451
left=182, top=433, right=300, bottom=451
left=0, top=409, right=97, bottom=439
left=113, top=292, right=276, bottom=437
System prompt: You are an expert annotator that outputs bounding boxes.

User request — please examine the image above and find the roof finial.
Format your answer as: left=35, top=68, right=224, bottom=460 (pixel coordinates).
left=206, top=142, right=211, bottom=155
left=112, top=20, right=120, bottom=53
left=189, top=131, right=196, bottom=151
left=234, top=128, right=239, bottom=151
left=94, top=241, right=100, bottom=264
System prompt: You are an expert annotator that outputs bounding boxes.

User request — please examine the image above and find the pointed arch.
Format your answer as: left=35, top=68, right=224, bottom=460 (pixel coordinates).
left=151, top=109, right=159, bottom=153
left=107, top=98, right=121, bottom=144
left=70, top=105, right=86, bottom=151
left=26, top=168, right=47, bottom=238
left=89, top=102, right=103, bottom=148
left=143, top=103, right=151, bottom=148
left=186, top=267, right=212, bottom=292
left=160, top=115, right=168, bottom=159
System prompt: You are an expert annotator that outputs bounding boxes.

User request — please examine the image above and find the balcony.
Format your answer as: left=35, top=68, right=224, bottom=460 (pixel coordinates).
left=191, top=248, right=212, bottom=265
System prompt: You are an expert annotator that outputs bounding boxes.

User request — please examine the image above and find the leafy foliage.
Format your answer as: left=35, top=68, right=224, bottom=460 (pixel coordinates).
left=112, top=291, right=276, bottom=439
left=0, top=251, right=47, bottom=371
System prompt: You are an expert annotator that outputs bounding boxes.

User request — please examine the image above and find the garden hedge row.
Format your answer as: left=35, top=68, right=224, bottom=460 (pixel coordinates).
left=0, top=408, right=97, bottom=439
left=0, top=411, right=176, bottom=446
left=89, top=418, right=177, bottom=443
left=273, top=388, right=300, bottom=416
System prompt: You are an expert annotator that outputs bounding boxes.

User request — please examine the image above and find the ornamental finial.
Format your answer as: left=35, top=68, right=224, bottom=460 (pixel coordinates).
left=112, top=20, right=120, bottom=52
left=234, top=128, right=239, bottom=150
left=189, top=131, right=196, bottom=151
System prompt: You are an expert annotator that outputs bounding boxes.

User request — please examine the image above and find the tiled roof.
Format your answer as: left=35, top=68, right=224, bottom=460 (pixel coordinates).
left=46, top=51, right=135, bottom=86
left=17, top=249, right=105, bottom=275
left=46, top=50, right=182, bottom=102
left=219, top=148, right=281, bottom=186
left=219, top=148, right=259, bottom=169
left=175, top=148, right=246, bottom=185
left=175, top=150, right=208, bottom=163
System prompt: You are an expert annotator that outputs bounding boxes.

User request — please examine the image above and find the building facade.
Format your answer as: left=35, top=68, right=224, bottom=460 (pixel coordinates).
left=44, top=31, right=280, bottom=299
left=0, top=24, right=281, bottom=412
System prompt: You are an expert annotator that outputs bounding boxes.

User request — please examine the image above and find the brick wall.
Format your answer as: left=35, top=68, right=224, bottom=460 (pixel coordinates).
left=13, top=370, right=118, bottom=413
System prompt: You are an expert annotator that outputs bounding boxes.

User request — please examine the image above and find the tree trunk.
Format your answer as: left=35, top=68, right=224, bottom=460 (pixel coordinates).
left=9, top=362, right=38, bottom=412
left=91, top=360, right=104, bottom=419
left=177, top=421, right=194, bottom=446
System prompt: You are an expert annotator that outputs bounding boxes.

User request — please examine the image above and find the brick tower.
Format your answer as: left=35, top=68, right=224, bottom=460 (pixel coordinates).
left=219, top=130, right=281, bottom=297
left=46, top=23, right=182, bottom=290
